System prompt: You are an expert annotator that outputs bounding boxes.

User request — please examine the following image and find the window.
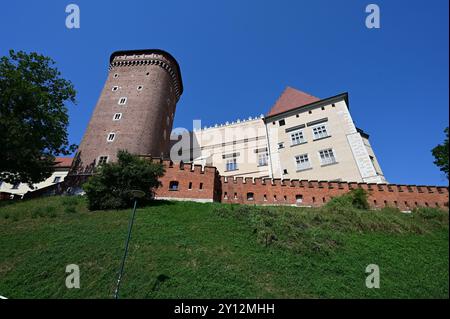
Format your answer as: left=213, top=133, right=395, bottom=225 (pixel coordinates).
left=169, top=181, right=179, bottom=191
left=199, top=183, right=203, bottom=190
left=118, top=97, right=127, bottom=105
left=234, top=193, right=237, bottom=199
left=188, top=182, right=192, bottom=190
left=258, top=152, right=268, bottom=166
left=278, top=142, right=284, bottom=149
left=263, top=194, right=267, bottom=201
left=224, top=192, right=228, bottom=199
left=319, top=149, right=336, bottom=165
left=11, top=182, right=20, bottom=189
left=113, top=113, right=122, bottom=121
left=283, top=169, right=288, bottom=175
left=112, top=86, right=119, bottom=91
left=247, top=192, right=254, bottom=201
left=137, top=85, right=143, bottom=91
left=107, top=133, right=116, bottom=142
left=279, top=119, right=285, bottom=126
left=114, top=73, right=119, bottom=78
left=53, top=176, right=61, bottom=183
left=321, top=106, right=325, bottom=110
left=290, top=130, right=306, bottom=145
left=295, top=154, right=311, bottom=171
left=296, top=195, right=303, bottom=203
left=312, top=124, right=329, bottom=140
left=98, top=156, right=108, bottom=165
left=226, top=158, right=238, bottom=171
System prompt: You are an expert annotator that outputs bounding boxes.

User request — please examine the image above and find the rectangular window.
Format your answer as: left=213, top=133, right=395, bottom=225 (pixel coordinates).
left=258, top=152, right=268, bottom=166
left=107, top=133, right=116, bottom=142
left=279, top=119, right=285, bottom=126
left=113, top=113, right=122, bottom=121
left=278, top=142, right=284, bottom=149
left=319, top=148, right=336, bottom=165
left=53, top=176, right=61, bottom=183
left=118, top=97, right=127, bottom=105
left=226, top=158, right=238, bottom=171
left=290, top=129, right=306, bottom=145
left=295, top=154, right=311, bottom=171
left=312, top=124, right=329, bottom=140
left=169, top=181, right=179, bottom=191
left=98, top=156, right=108, bottom=165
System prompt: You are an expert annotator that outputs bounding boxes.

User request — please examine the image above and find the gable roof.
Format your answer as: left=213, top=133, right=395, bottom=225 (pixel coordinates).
left=266, top=86, right=320, bottom=117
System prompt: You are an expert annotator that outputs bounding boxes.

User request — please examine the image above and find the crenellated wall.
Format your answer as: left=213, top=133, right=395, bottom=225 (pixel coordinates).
left=152, top=159, right=449, bottom=211
left=151, top=158, right=221, bottom=203
left=220, top=176, right=449, bottom=211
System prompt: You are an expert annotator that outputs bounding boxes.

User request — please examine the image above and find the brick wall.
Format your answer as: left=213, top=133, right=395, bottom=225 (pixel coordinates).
left=152, top=160, right=449, bottom=211
left=220, top=177, right=449, bottom=211
left=154, top=159, right=221, bottom=203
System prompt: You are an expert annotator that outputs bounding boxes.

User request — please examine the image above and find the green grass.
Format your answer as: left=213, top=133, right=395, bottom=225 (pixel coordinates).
left=0, top=196, right=448, bottom=299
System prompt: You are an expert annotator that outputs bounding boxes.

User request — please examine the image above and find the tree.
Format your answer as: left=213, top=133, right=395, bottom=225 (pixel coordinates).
left=432, top=127, right=449, bottom=180
left=82, top=150, right=165, bottom=210
left=0, top=50, right=76, bottom=186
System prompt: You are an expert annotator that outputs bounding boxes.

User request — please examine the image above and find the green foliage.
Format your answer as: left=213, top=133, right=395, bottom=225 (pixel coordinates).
left=324, top=188, right=370, bottom=212
left=82, top=150, right=165, bottom=210
left=0, top=197, right=448, bottom=298
left=0, top=50, right=77, bottom=185
left=431, top=127, right=449, bottom=180
left=215, top=201, right=448, bottom=255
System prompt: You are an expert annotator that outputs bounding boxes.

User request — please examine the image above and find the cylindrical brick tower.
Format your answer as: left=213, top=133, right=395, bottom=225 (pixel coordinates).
left=71, top=49, right=183, bottom=174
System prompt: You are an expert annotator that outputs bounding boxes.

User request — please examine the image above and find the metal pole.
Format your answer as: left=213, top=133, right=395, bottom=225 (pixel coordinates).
left=114, top=198, right=138, bottom=299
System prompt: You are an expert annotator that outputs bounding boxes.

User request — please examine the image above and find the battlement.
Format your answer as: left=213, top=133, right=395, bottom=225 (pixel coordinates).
left=193, top=114, right=265, bottom=132
left=151, top=158, right=448, bottom=211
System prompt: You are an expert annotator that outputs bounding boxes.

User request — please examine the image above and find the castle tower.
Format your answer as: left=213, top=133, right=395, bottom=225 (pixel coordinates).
left=72, top=49, right=183, bottom=173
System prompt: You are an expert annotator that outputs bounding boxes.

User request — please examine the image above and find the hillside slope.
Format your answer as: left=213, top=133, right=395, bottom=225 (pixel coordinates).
left=0, top=197, right=448, bottom=298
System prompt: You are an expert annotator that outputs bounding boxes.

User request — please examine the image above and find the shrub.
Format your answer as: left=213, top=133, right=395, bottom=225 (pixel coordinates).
left=82, top=150, right=165, bottom=210
left=324, top=188, right=369, bottom=212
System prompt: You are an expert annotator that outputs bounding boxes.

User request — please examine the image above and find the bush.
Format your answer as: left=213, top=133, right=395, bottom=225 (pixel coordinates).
left=82, top=150, right=165, bottom=210
left=324, top=188, right=369, bottom=211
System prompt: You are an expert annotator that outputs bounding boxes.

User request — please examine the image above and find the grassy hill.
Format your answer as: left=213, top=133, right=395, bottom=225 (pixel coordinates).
left=0, top=196, right=448, bottom=299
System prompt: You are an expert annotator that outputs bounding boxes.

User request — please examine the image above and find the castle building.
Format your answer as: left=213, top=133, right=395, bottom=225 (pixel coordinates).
left=74, top=49, right=385, bottom=184
left=72, top=49, right=183, bottom=174
left=190, top=87, right=386, bottom=183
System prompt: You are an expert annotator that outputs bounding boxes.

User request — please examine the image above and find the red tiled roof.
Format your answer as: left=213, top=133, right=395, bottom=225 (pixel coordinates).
left=54, top=157, right=73, bottom=168
left=266, top=86, right=320, bottom=117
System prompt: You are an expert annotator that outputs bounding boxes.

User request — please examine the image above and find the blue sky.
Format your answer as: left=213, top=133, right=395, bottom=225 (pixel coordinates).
left=0, top=0, right=448, bottom=185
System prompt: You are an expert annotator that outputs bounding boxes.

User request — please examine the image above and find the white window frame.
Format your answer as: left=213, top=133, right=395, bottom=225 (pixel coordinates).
left=113, top=113, right=122, bottom=121
left=318, top=148, right=337, bottom=166
left=112, top=86, right=119, bottom=92
left=290, top=129, right=306, bottom=146
left=312, top=123, right=329, bottom=140
left=295, top=153, right=311, bottom=171
left=97, top=156, right=109, bottom=166
left=258, top=152, right=268, bottom=167
left=107, top=132, right=116, bottom=142
left=226, top=158, right=238, bottom=171
left=118, top=97, right=127, bottom=105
